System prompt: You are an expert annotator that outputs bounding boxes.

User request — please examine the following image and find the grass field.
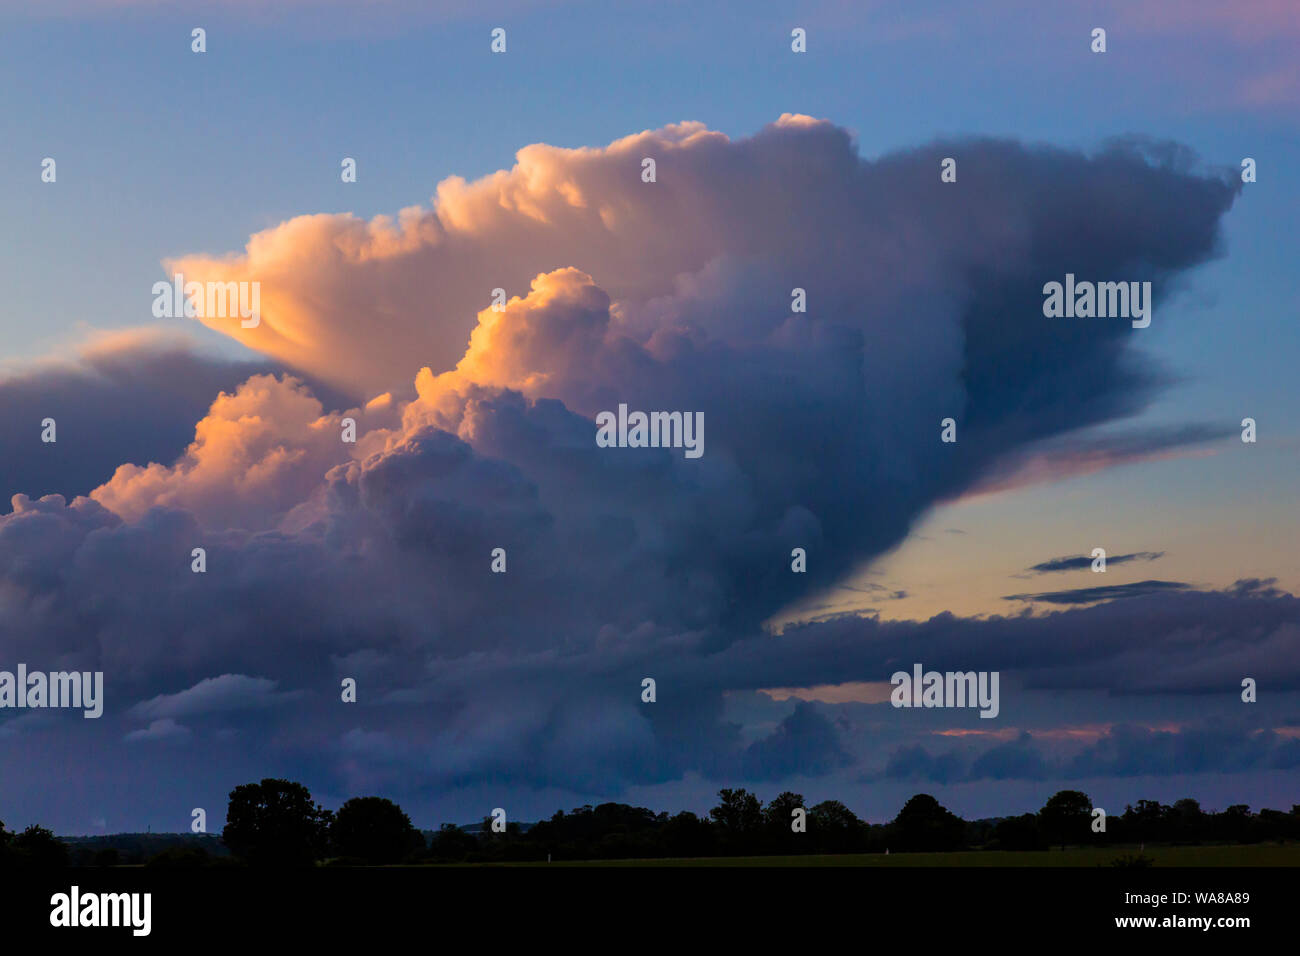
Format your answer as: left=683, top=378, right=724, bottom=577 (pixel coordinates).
left=477, top=844, right=1300, bottom=867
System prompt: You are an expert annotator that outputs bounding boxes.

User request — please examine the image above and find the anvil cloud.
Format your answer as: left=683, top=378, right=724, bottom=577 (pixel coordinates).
left=2, top=116, right=1276, bottom=830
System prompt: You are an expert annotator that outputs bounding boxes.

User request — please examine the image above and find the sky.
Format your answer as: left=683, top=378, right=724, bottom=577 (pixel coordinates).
left=0, top=0, right=1298, bottom=834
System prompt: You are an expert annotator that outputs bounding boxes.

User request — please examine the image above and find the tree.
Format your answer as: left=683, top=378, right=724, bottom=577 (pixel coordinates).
left=9, top=825, right=70, bottom=867
left=1122, top=799, right=1170, bottom=843
left=891, top=794, right=965, bottom=852
left=808, top=800, right=866, bottom=853
left=661, top=811, right=714, bottom=858
left=761, top=791, right=806, bottom=853
left=1216, top=804, right=1254, bottom=843
left=993, top=813, right=1045, bottom=851
left=330, top=796, right=424, bottom=864
left=427, top=823, right=479, bottom=862
left=1170, top=798, right=1205, bottom=842
left=1040, top=790, right=1092, bottom=850
left=222, top=778, right=333, bottom=866
left=764, top=791, right=806, bottom=829
left=709, top=789, right=763, bottom=835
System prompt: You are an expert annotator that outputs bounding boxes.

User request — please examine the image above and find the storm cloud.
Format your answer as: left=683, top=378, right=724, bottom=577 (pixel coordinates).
left=0, top=117, right=1261, bottom=828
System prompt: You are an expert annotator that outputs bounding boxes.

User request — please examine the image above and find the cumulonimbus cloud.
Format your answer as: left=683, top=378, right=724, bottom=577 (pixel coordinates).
left=0, top=117, right=1264, bottom=819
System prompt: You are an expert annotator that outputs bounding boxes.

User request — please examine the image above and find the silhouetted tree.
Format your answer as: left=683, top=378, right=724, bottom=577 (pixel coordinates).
left=10, top=825, right=70, bottom=867
left=709, top=789, right=763, bottom=835
left=331, top=796, right=424, bottom=864
left=222, top=778, right=333, bottom=866
left=661, top=811, right=715, bottom=858
left=890, top=794, right=965, bottom=852
left=1216, top=804, right=1254, bottom=843
left=9, top=784, right=1283, bottom=868
left=1122, top=799, right=1170, bottom=844
left=1040, top=790, right=1092, bottom=849
left=1169, top=798, right=1205, bottom=843
left=763, top=791, right=806, bottom=851
left=764, top=791, right=805, bottom=827
left=993, top=813, right=1045, bottom=851
left=808, top=800, right=867, bottom=853
left=1258, top=808, right=1296, bottom=843
left=426, top=823, right=479, bottom=862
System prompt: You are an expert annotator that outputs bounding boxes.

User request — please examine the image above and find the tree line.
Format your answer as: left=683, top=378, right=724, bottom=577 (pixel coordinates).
left=3, top=780, right=1298, bottom=867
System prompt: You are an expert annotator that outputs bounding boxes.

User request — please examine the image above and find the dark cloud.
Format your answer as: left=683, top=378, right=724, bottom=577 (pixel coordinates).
left=740, top=702, right=851, bottom=781
left=969, top=732, right=1051, bottom=781
left=1004, top=579, right=1190, bottom=604
left=878, top=719, right=1300, bottom=784
left=669, top=579, right=1300, bottom=702
left=885, top=744, right=966, bottom=784
left=1027, top=551, right=1164, bottom=574
left=1064, top=722, right=1300, bottom=778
